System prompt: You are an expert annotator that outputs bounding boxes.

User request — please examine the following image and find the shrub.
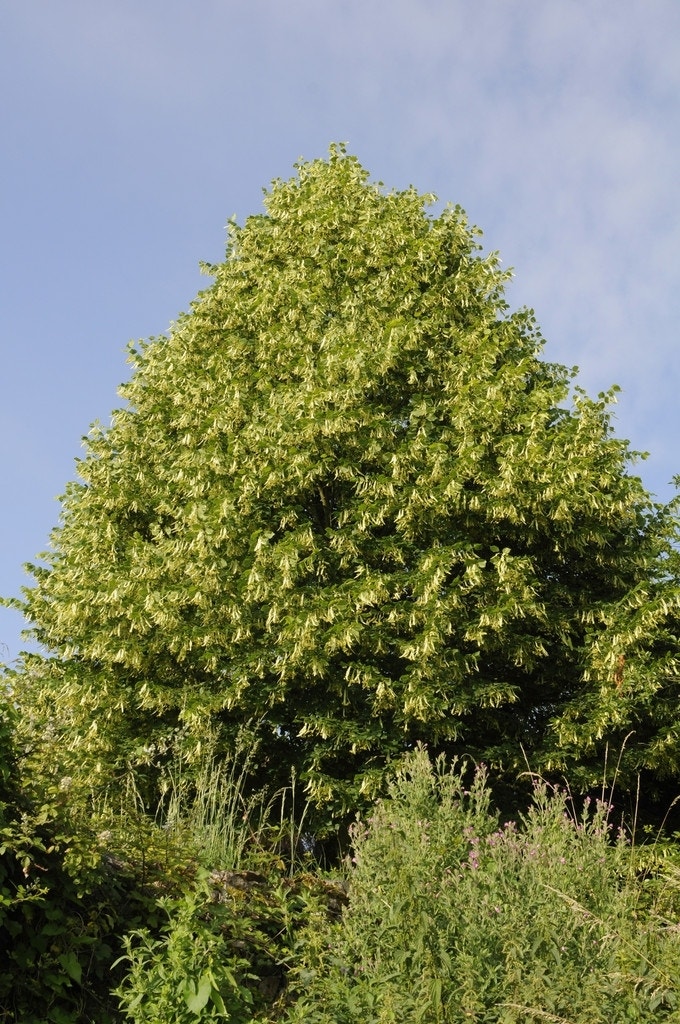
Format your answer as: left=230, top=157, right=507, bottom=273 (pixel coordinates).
left=287, top=746, right=680, bottom=1023
left=113, top=884, right=256, bottom=1024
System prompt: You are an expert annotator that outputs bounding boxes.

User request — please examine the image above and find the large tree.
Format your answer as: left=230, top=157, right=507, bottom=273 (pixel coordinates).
left=7, top=147, right=680, bottom=816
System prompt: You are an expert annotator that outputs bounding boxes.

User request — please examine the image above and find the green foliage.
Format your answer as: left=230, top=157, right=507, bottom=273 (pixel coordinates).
left=113, top=867, right=330, bottom=1024
left=0, top=715, right=325, bottom=1023
left=0, top=697, right=186, bottom=1022
left=0, top=700, right=15, bottom=814
left=4, top=140, right=680, bottom=1019
left=113, top=885, right=257, bottom=1024
left=287, top=747, right=680, bottom=1023
left=108, top=737, right=326, bottom=1022
left=5, top=144, right=680, bottom=824
left=553, top=522, right=680, bottom=790
left=0, top=776, right=131, bottom=1023
left=154, top=730, right=312, bottom=875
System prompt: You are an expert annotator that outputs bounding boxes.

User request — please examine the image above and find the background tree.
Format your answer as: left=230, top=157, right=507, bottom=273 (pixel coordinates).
left=6, top=146, right=680, bottom=821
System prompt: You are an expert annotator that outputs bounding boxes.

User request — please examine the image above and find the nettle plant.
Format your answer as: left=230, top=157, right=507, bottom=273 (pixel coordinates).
left=7, top=145, right=680, bottom=823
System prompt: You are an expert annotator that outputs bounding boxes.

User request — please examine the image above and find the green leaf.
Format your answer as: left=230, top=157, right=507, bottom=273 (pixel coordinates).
left=58, top=951, right=82, bottom=985
left=183, top=974, right=212, bottom=1013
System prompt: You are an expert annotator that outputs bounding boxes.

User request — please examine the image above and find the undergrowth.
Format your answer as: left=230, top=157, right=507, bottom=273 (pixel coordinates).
left=4, top=732, right=680, bottom=1022
left=285, top=746, right=680, bottom=1024
left=1, top=729, right=322, bottom=1023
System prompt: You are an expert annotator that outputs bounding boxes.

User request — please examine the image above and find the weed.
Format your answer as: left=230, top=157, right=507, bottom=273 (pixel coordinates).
left=285, top=746, right=680, bottom=1023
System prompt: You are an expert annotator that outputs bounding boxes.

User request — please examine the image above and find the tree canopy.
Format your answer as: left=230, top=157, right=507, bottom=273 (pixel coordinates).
left=7, top=146, right=680, bottom=818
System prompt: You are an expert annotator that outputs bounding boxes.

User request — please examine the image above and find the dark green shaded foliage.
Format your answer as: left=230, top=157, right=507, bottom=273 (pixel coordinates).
left=0, top=768, right=130, bottom=1021
left=0, top=713, right=337, bottom=1023
left=113, top=869, right=337, bottom=1023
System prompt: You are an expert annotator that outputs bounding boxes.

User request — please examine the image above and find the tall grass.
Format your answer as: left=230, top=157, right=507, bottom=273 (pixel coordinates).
left=98, top=729, right=312, bottom=877
left=155, top=734, right=280, bottom=871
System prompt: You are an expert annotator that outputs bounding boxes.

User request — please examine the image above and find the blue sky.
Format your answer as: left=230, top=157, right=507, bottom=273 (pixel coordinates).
left=2, top=1, right=679, bottom=662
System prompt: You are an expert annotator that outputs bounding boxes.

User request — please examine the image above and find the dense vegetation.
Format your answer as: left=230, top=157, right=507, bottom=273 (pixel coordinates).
left=3, top=728, right=680, bottom=1022
left=3, top=147, right=680, bottom=1020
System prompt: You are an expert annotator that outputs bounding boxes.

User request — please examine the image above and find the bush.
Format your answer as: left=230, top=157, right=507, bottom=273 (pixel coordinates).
left=287, top=747, right=680, bottom=1023
left=0, top=782, right=132, bottom=1023
left=113, top=884, right=256, bottom=1024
